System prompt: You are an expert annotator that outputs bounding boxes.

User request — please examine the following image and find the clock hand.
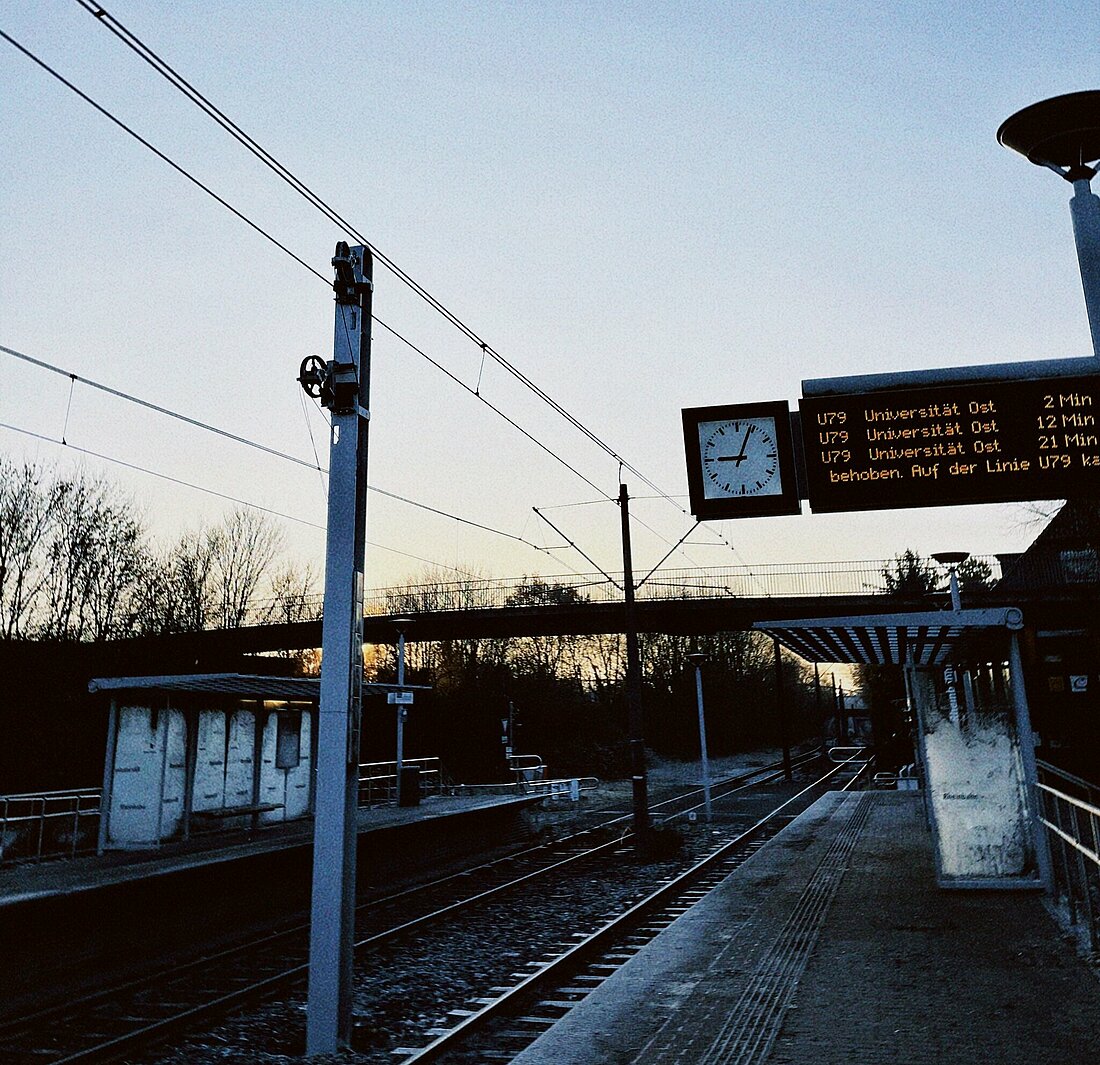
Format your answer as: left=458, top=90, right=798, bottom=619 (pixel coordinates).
left=732, top=427, right=751, bottom=465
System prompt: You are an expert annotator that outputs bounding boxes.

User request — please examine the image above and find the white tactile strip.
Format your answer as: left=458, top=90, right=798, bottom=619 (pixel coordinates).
left=634, top=792, right=874, bottom=1065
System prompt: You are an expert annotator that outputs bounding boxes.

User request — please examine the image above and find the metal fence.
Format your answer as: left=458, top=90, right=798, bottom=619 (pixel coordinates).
left=357, top=757, right=446, bottom=806
left=0, top=788, right=102, bottom=865
left=1036, top=760, right=1100, bottom=951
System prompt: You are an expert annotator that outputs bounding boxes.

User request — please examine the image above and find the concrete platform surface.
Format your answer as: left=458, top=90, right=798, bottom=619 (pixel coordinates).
left=0, top=792, right=537, bottom=906
left=513, top=791, right=1099, bottom=1065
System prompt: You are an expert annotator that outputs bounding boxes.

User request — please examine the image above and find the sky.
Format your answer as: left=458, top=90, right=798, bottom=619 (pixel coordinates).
left=1, top=1, right=1097, bottom=597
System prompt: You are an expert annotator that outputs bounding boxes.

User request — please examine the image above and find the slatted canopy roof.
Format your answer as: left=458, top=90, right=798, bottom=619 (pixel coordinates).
left=754, top=607, right=1024, bottom=666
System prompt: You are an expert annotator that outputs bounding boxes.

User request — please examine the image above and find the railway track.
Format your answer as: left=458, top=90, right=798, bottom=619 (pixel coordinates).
left=0, top=749, right=856, bottom=1064
left=396, top=758, right=870, bottom=1063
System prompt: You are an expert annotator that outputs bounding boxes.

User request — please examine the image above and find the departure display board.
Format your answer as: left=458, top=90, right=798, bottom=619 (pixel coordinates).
left=799, top=372, right=1100, bottom=513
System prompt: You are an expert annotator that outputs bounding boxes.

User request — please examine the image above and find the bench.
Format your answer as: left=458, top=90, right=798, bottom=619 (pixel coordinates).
left=190, top=803, right=283, bottom=823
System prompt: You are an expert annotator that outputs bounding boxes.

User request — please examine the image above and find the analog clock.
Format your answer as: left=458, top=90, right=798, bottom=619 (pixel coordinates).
left=682, top=401, right=801, bottom=519
left=700, top=416, right=781, bottom=499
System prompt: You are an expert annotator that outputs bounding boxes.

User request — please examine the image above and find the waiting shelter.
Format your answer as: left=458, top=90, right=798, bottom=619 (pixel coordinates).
left=754, top=607, right=1052, bottom=890
left=89, top=673, right=422, bottom=852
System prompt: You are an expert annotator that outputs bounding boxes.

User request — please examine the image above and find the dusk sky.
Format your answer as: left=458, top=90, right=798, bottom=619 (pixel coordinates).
left=2, top=1, right=1096, bottom=593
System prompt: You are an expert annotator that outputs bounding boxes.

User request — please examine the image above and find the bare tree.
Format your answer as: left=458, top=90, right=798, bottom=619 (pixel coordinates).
left=0, top=459, right=57, bottom=637
left=262, top=562, right=322, bottom=624
left=210, top=510, right=283, bottom=627
left=38, top=473, right=148, bottom=641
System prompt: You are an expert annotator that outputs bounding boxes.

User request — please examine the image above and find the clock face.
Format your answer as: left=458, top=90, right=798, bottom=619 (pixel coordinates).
left=682, top=400, right=800, bottom=520
left=699, top=416, right=783, bottom=498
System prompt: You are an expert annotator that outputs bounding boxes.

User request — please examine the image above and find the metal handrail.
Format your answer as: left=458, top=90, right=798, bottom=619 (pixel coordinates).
left=523, top=776, right=600, bottom=795
left=357, top=757, right=444, bottom=806
left=0, top=787, right=102, bottom=864
left=1035, top=764, right=1100, bottom=950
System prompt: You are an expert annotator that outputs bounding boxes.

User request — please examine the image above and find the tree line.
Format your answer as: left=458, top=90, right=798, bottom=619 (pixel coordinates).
left=367, top=572, right=823, bottom=780
left=0, top=459, right=317, bottom=641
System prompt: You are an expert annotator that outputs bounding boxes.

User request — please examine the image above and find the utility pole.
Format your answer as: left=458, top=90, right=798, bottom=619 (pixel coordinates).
left=619, top=483, right=650, bottom=840
left=687, top=653, right=712, bottom=822
left=814, top=662, right=825, bottom=764
left=773, top=635, right=793, bottom=781
left=393, top=618, right=413, bottom=804
left=299, top=242, right=372, bottom=1056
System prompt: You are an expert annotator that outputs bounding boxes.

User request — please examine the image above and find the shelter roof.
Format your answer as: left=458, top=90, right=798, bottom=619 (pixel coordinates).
left=87, top=673, right=429, bottom=699
left=753, top=607, right=1023, bottom=666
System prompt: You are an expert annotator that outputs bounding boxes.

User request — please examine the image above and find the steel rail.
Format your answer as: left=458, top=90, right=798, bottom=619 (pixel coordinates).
left=399, top=757, right=861, bottom=1063
left=0, top=753, right=816, bottom=1064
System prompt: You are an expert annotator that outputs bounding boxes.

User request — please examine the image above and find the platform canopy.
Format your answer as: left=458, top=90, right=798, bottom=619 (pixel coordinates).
left=88, top=672, right=429, bottom=699
left=753, top=607, right=1023, bottom=666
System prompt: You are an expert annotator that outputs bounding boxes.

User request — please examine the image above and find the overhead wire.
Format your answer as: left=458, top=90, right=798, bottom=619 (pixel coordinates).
left=74, top=0, right=677, bottom=505
left=0, top=30, right=614, bottom=505
left=3, top=23, right=738, bottom=574
left=0, top=419, right=480, bottom=577
left=0, top=344, right=550, bottom=553
left=531, top=508, right=622, bottom=589
left=77, top=0, right=754, bottom=576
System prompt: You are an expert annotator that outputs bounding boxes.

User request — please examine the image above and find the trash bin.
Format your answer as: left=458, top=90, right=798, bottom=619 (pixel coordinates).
left=398, top=766, right=421, bottom=807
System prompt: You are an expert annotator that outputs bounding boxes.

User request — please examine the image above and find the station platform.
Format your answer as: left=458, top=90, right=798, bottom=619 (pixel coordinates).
left=512, top=790, right=1099, bottom=1065
left=0, top=791, right=539, bottom=907
left=0, top=792, right=541, bottom=1019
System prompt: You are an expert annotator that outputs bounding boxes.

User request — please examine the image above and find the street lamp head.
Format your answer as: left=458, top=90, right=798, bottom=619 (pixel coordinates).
left=391, top=616, right=414, bottom=632
left=933, top=552, right=969, bottom=612
left=998, top=91, right=1100, bottom=180
left=687, top=653, right=707, bottom=666
left=932, top=551, right=969, bottom=566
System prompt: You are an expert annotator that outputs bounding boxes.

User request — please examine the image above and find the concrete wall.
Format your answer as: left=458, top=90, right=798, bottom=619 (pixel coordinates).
left=106, top=704, right=187, bottom=848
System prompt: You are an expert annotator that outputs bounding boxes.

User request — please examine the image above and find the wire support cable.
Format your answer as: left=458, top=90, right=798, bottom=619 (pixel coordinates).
left=0, top=419, right=324, bottom=530
left=531, top=507, right=622, bottom=590
left=73, top=1, right=683, bottom=507
left=1, top=345, right=548, bottom=552
left=0, top=419, right=477, bottom=576
left=2, top=344, right=323, bottom=473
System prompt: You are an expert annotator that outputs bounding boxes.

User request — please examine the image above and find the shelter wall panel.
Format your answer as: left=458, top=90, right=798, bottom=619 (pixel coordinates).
left=158, top=709, right=187, bottom=840
left=192, top=708, right=227, bottom=812
left=224, top=709, right=256, bottom=821
left=106, top=705, right=161, bottom=847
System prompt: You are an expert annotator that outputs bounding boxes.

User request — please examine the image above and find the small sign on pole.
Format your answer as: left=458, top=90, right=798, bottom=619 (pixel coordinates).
left=387, top=691, right=414, bottom=705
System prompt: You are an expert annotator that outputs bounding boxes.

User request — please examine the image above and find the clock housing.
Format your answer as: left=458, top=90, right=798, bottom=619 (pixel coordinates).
left=682, top=400, right=802, bottom=519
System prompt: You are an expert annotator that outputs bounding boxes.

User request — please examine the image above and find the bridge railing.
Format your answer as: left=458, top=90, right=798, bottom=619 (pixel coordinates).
left=356, top=557, right=1004, bottom=617
left=1036, top=760, right=1100, bottom=951
left=234, top=556, right=1013, bottom=628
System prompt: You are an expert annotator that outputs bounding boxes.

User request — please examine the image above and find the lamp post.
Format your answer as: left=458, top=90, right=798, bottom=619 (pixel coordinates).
left=998, top=91, right=1100, bottom=357
left=932, top=553, right=973, bottom=722
left=686, top=653, right=712, bottom=822
left=393, top=617, right=413, bottom=804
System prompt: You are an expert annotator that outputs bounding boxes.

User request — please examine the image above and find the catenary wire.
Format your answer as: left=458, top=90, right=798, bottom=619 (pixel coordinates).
left=76, top=0, right=753, bottom=574
left=1, top=343, right=550, bottom=552
left=75, top=1, right=678, bottom=505
left=0, top=419, right=478, bottom=576
left=0, top=32, right=614, bottom=506
left=3, top=27, right=737, bottom=571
